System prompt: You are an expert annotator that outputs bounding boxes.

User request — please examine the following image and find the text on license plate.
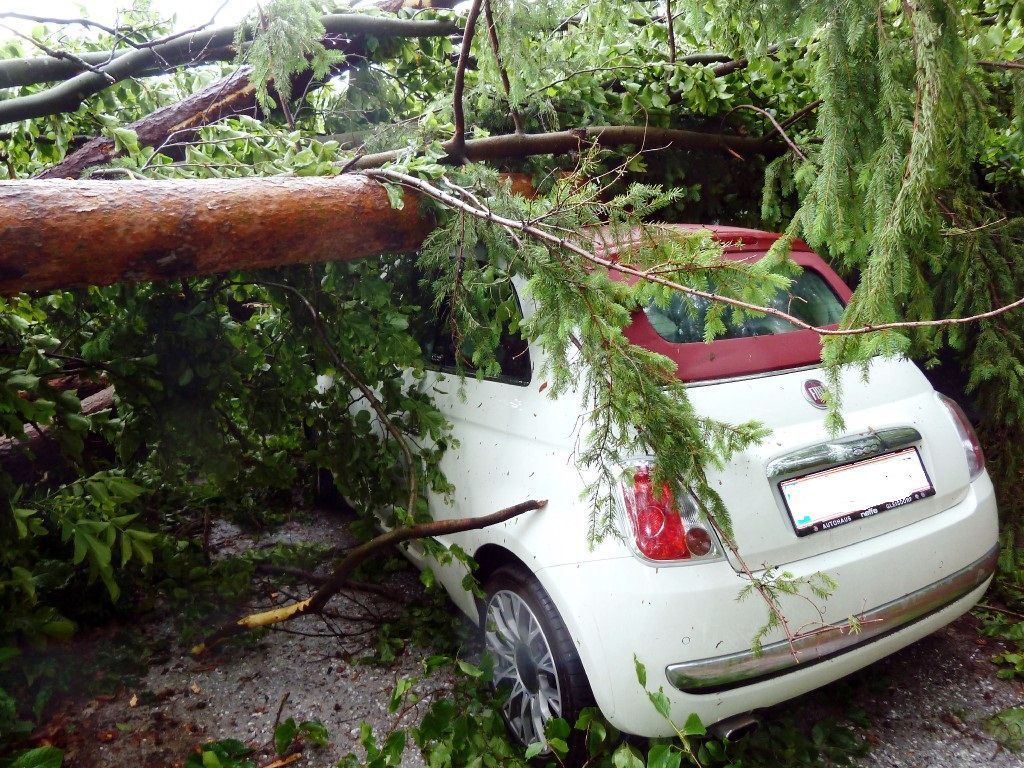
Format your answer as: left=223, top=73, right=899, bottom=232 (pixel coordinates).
left=780, top=447, right=935, bottom=537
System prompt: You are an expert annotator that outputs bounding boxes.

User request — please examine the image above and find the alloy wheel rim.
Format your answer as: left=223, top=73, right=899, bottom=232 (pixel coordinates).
left=485, top=589, right=563, bottom=750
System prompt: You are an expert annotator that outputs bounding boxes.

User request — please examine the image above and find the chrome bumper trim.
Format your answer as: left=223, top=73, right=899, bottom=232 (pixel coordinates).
left=666, top=544, right=997, bottom=693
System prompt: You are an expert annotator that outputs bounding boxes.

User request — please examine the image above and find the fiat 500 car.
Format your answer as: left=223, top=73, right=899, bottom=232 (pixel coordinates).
left=395, top=224, right=998, bottom=747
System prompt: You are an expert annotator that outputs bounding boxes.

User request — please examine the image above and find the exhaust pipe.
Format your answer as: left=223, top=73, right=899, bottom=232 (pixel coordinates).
left=709, top=713, right=760, bottom=741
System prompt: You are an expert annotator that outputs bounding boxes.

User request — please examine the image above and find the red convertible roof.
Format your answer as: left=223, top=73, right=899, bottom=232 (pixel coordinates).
left=594, top=223, right=810, bottom=257
left=602, top=224, right=850, bottom=383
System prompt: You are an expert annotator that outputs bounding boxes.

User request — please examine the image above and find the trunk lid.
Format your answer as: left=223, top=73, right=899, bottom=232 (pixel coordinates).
left=688, top=358, right=970, bottom=571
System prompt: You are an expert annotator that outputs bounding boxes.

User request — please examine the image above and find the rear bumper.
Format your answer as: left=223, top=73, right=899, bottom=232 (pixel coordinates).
left=665, top=543, right=997, bottom=692
left=534, top=472, right=998, bottom=736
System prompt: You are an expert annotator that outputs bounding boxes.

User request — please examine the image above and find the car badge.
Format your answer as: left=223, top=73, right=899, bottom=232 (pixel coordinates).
left=803, top=379, right=827, bottom=409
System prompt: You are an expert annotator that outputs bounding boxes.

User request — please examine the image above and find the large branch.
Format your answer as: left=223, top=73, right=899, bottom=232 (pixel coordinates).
left=0, top=14, right=459, bottom=125
left=353, top=124, right=775, bottom=168
left=193, top=498, right=546, bottom=654
left=36, top=66, right=263, bottom=180
left=0, top=175, right=433, bottom=295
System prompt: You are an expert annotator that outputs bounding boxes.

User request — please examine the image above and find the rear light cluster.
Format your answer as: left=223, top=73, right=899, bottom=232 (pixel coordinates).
left=614, top=457, right=721, bottom=562
left=937, top=394, right=986, bottom=480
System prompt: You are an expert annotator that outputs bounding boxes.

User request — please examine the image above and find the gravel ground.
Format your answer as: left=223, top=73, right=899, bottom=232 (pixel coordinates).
left=32, top=511, right=1024, bottom=767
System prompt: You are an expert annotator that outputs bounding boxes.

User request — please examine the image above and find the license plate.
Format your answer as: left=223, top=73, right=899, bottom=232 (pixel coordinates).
left=779, top=447, right=935, bottom=537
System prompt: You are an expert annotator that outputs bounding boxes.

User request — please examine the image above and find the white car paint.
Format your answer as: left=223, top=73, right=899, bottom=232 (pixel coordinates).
left=398, top=272, right=998, bottom=737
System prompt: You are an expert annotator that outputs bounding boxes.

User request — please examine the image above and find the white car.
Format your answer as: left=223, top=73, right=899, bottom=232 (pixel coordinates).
left=398, top=225, right=998, bottom=747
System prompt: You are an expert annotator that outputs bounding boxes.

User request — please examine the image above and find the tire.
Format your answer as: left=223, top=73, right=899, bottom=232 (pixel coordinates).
left=482, top=565, right=595, bottom=755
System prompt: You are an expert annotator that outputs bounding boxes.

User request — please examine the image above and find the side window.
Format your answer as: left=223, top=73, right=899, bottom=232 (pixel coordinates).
left=430, top=280, right=532, bottom=386
left=383, top=253, right=531, bottom=385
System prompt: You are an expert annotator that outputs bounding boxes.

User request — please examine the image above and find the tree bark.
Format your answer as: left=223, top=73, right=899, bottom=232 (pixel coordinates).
left=36, top=67, right=263, bottom=180
left=0, top=175, right=433, bottom=295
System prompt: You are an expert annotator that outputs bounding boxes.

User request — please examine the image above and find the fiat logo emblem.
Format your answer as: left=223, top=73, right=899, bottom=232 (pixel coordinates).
left=803, top=379, right=827, bottom=409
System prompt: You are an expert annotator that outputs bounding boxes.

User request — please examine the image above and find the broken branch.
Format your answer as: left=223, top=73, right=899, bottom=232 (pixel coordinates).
left=0, top=14, right=459, bottom=124
left=193, top=498, right=547, bottom=653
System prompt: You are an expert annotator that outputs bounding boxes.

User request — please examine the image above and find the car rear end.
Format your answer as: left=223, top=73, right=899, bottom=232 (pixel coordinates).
left=537, top=226, right=998, bottom=736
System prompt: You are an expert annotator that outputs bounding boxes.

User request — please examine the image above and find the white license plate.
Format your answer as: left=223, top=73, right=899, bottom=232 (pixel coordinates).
left=779, top=447, right=935, bottom=537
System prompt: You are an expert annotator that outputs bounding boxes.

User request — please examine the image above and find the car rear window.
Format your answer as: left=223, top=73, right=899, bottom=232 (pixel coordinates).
left=643, top=270, right=844, bottom=344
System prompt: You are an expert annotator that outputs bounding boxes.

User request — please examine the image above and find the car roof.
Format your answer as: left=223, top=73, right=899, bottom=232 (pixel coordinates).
left=593, top=223, right=811, bottom=258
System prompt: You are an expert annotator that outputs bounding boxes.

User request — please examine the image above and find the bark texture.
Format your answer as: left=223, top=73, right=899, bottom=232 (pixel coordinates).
left=37, top=67, right=263, bottom=180
left=0, top=175, right=432, bottom=294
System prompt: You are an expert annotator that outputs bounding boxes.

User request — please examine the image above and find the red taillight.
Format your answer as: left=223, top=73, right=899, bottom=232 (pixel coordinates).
left=617, top=458, right=719, bottom=562
left=938, top=394, right=986, bottom=480
left=627, top=466, right=690, bottom=560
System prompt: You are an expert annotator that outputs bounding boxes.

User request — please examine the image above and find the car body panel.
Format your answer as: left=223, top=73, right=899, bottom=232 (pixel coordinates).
left=394, top=225, right=998, bottom=736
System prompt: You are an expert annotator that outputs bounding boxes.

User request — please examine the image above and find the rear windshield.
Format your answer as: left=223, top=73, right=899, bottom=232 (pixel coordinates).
left=644, top=270, right=844, bottom=343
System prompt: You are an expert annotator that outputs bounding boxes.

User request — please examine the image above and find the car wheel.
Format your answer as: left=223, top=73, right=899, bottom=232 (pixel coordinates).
left=482, top=565, right=594, bottom=753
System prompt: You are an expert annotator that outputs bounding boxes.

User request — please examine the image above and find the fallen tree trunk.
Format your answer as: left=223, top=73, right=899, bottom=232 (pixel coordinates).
left=2, top=119, right=777, bottom=295
left=193, top=498, right=547, bottom=654
left=0, top=175, right=433, bottom=294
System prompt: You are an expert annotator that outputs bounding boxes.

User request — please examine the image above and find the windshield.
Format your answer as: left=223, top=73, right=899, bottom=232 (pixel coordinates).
left=644, top=270, right=845, bottom=343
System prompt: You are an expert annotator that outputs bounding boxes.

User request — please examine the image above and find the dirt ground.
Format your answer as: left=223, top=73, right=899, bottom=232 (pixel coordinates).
left=23, top=512, right=1024, bottom=767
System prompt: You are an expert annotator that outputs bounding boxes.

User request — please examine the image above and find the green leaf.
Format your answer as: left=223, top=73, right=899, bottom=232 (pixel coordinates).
left=633, top=654, right=647, bottom=688
left=524, top=742, right=544, bottom=759
left=298, top=720, right=328, bottom=747
left=545, top=717, right=570, bottom=740
left=10, top=746, right=63, bottom=768
left=586, top=719, right=607, bottom=756
left=382, top=183, right=406, bottom=210
left=612, top=743, right=645, bottom=768
left=682, top=712, right=706, bottom=737
left=647, top=689, right=671, bottom=720
left=419, top=568, right=435, bottom=589
left=274, top=717, right=297, bottom=756
left=647, top=744, right=682, bottom=768
left=457, top=660, right=483, bottom=678
left=547, top=737, right=568, bottom=755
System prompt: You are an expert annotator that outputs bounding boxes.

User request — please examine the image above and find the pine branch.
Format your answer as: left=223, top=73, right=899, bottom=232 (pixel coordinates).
left=366, top=168, right=1024, bottom=338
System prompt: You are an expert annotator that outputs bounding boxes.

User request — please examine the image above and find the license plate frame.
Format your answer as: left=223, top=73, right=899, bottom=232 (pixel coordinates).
left=779, top=447, right=936, bottom=537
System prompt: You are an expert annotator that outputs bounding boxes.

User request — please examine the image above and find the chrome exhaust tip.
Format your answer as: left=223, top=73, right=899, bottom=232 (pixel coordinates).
left=709, top=713, right=760, bottom=741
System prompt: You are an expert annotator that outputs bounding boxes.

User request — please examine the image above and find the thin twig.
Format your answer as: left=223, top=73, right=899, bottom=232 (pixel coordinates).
left=0, top=24, right=115, bottom=83
left=273, top=692, right=291, bottom=732
left=779, top=98, right=823, bottom=130
left=725, top=104, right=807, bottom=161
left=483, top=0, right=524, bottom=133
left=979, top=59, right=1024, bottom=70
left=665, top=0, right=676, bottom=64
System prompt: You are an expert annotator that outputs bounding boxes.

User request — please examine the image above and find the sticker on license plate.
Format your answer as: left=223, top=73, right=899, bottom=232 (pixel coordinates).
left=779, top=447, right=935, bottom=537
